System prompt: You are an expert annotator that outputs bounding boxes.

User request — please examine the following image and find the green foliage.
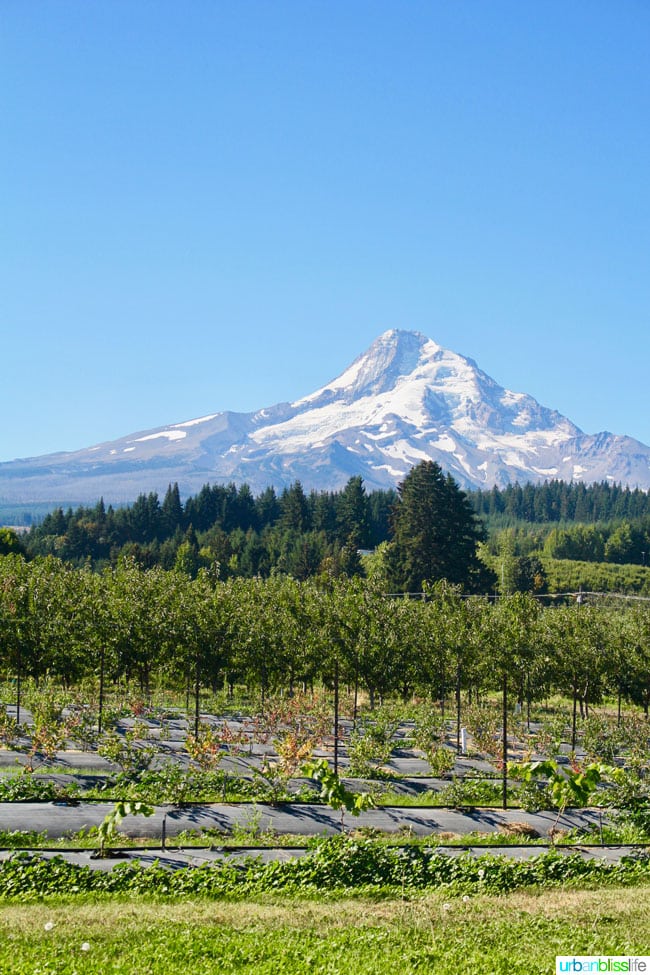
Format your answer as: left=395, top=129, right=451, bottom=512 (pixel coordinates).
left=347, top=706, right=401, bottom=777
left=530, top=715, right=567, bottom=760
left=541, top=519, right=650, bottom=567
left=617, top=712, right=650, bottom=768
left=472, top=480, right=650, bottom=526
left=544, top=557, right=650, bottom=596
left=96, top=800, right=154, bottom=856
left=83, top=766, right=256, bottom=804
left=0, top=528, right=24, bottom=557
left=1, top=550, right=650, bottom=738
left=544, top=525, right=606, bottom=562
left=64, top=705, right=100, bottom=751
left=508, top=760, right=613, bottom=812
left=411, top=709, right=455, bottom=776
left=24, top=681, right=66, bottom=728
left=0, top=775, right=62, bottom=802
left=488, top=530, right=548, bottom=594
left=302, top=759, right=375, bottom=821
left=602, top=765, right=650, bottom=837
left=97, top=725, right=157, bottom=780
left=514, top=779, right=552, bottom=813
left=20, top=680, right=74, bottom=769
left=2, top=839, right=650, bottom=901
left=436, top=777, right=507, bottom=807
left=0, top=711, right=21, bottom=749
left=387, top=461, right=489, bottom=593
left=0, top=829, right=46, bottom=848
left=462, top=704, right=501, bottom=760
left=23, top=479, right=397, bottom=577
left=581, top=713, right=623, bottom=763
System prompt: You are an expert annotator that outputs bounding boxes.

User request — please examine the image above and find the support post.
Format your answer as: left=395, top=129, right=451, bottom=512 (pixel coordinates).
left=455, top=664, right=461, bottom=754
left=16, top=647, right=22, bottom=726
left=98, top=646, right=105, bottom=735
left=571, top=685, right=578, bottom=752
left=502, top=671, right=508, bottom=810
left=194, top=656, right=201, bottom=739
left=333, top=657, right=340, bottom=775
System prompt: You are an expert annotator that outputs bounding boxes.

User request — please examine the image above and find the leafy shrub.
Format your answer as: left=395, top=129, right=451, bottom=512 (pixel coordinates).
left=437, top=777, right=506, bottom=807
left=97, top=725, right=157, bottom=780
left=1, top=840, right=649, bottom=901
left=617, top=713, right=650, bottom=769
left=63, top=706, right=99, bottom=751
left=607, top=769, right=650, bottom=838
left=94, top=766, right=256, bottom=804
left=0, top=775, right=61, bottom=802
left=428, top=746, right=456, bottom=777
left=252, top=691, right=332, bottom=749
left=347, top=730, right=393, bottom=778
left=24, top=682, right=66, bottom=728
left=530, top=716, right=567, bottom=760
left=302, top=758, right=374, bottom=825
left=185, top=722, right=227, bottom=771
left=412, top=709, right=455, bottom=776
left=0, top=712, right=21, bottom=749
left=96, top=800, right=154, bottom=856
left=462, top=705, right=501, bottom=760
left=0, top=829, right=47, bottom=848
left=514, top=780, right=552, bottom=813
left=25, top=723, right=69, bottom=769
left=581, top=714, right=621, bottom=764
left=347, top=705, right=401, bottom=777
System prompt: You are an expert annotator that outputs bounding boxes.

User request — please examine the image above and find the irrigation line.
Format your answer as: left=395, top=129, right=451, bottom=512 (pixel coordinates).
left=0, top=800, right=622, bottom=812
left=1, top=842, right=649, bottom=855
left=386, top=591, right=650, bottom=603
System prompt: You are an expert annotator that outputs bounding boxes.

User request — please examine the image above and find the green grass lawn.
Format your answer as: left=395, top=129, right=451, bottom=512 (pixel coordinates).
left=0, top=886, right=648, bottom=974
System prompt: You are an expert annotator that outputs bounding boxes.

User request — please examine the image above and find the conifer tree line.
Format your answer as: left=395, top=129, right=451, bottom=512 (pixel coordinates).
left=1, top=556, right=649, bottom=718
left=473, top=479, right=650, bottom=524
left=21, top=476, right=392, bottom=578
left=15, top=467, right=650, bottom=578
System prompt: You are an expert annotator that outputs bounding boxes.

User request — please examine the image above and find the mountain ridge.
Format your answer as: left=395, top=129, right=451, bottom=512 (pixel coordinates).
left=1, top=329, right=649, bottom=509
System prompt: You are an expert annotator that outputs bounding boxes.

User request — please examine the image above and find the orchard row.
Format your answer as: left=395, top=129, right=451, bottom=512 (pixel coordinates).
left=1, top=553, right=649, bottom=718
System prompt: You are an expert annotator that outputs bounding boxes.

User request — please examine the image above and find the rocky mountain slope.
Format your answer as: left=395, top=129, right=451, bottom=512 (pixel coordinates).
left=1, top=329, right=649, bottom=508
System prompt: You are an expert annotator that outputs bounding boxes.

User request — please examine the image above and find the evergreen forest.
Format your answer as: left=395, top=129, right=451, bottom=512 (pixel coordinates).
left=5, top=469, right=650, bottom=595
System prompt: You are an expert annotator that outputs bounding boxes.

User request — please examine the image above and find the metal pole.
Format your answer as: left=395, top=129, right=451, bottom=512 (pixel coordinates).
left=333, top=657, right=340, bottom=775
left=502, top=671, right=508, bottom=810
left=571, top=685, right=577, bottom=752
left=98, top=646, right=105, bottom=735
left=16, top=646, right=21, bottom=726
left=455, top=664, right=461, bottom=754
left=194, top=655, right=201, bottom=738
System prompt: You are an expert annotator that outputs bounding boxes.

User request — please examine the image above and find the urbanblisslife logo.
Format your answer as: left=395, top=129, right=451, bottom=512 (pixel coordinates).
left=556, top=959, right=650, bottom=973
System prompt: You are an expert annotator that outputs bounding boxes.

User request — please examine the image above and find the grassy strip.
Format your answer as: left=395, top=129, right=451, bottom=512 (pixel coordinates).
left=1, top=838, right=650, bottom=901
left=0, top=887, right=649, bottom=974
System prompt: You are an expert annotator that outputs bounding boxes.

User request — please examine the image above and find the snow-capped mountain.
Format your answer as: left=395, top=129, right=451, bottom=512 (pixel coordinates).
left=1, top=329, right=649, bottom=509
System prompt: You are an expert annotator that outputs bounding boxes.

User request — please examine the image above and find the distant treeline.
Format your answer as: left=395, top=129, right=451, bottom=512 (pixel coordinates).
left=22, top=478, right=395, bottom=576
left=17, top=476, right=650, bottom=576
left=473, top=479, right=650, bottom=523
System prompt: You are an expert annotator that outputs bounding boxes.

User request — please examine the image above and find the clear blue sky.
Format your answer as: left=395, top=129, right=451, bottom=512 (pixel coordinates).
left=2, top=0, right=649, bottom=463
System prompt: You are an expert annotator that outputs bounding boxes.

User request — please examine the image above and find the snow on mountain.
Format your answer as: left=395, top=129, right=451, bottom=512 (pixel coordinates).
left=1, top=329, right=649, bottom=509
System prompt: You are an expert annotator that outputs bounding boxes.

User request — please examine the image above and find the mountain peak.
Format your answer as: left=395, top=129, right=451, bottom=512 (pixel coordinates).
left=1, top=329, right=649, bottom=513
left=297, top=328, right=441, bottom=407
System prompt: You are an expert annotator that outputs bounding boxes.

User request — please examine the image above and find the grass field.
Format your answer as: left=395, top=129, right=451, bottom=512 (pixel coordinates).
left=0, top=886, right=648, bottom=974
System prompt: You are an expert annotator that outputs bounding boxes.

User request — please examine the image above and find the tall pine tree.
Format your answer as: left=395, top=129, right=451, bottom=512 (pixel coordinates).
left=387, top=461, right=488, bottom=592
